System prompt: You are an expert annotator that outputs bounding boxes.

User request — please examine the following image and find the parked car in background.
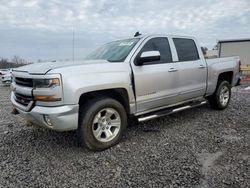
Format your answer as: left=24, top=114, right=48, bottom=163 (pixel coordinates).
left=0, top=69, right=9, bottom=75
left=1, top=69, right=13, bottom=85
left=2, top=72, right=12, bottom=85
left=11, top=34, right=241, bottom=151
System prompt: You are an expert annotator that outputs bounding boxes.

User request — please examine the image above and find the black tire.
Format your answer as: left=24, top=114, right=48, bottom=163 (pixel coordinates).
left=208, top=81, right=231, bottom=110
left=128, top=115, right=139, bottom=127
left=77, top=97, right=127, bottom=151
left=236, top=78, right=241, bottom=86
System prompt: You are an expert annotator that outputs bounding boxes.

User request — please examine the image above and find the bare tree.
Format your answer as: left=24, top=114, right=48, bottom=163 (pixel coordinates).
left=11, top=55, right=27, bottom=64
left=201, top=47, right=208, bottom=55
left=213, top=44, right=218, bottom=50
left=0, top=56, right=28, bottom=68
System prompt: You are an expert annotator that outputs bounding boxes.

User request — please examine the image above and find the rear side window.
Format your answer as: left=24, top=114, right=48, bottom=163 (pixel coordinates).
left=137, top=37, right=172, bottom=64
left=173, top=38, right=199, bottom=61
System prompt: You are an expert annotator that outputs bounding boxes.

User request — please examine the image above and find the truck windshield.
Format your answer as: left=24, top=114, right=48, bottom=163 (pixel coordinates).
left=85, top=38, right=140, bottom=62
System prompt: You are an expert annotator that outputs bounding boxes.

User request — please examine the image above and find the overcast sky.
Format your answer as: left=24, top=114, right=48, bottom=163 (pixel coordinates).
left=0, top=0, right=250, bottom=62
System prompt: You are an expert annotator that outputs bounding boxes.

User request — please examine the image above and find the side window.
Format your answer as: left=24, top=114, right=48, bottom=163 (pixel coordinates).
left=137, top=37, right=172, bottom=64
left=173, top=38, right=200, bottom=61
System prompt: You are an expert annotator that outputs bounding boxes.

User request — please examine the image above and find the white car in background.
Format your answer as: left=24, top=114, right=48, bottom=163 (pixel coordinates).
left=1, top=69, right=12, bottom=85
left=0, top=69, right=9, bottom=75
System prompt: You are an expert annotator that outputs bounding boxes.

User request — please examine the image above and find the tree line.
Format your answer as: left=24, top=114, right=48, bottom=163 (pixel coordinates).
left=0, top=56, right=30, bottom=69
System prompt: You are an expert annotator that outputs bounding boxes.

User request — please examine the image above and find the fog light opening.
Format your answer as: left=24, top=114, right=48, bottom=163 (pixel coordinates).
left=44, top=115, right=53, bottom=126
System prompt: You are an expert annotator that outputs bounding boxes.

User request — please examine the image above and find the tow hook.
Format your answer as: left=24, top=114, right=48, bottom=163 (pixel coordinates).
left=11, top=107, right=19, bottom=115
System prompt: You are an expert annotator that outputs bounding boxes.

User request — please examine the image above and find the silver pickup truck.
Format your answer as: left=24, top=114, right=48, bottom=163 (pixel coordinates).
left=11, top=34, right=241, bottom=150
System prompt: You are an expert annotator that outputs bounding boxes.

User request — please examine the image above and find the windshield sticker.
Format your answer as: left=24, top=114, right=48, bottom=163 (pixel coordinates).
left=119, top=42, right=134, bottom=46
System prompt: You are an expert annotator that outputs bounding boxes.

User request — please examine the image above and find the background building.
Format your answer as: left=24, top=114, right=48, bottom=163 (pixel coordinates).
left=205, top=49, right=218, bottom=59
left=218, top=38, right=250, bottom=75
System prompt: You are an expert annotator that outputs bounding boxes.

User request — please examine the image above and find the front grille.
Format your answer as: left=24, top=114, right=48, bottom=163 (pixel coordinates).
left=15, top=77, right=33, bottom=87
left=14, top=92, right=33, bottom=106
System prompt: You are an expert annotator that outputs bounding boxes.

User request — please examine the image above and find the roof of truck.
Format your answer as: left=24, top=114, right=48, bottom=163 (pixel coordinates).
left=143, top=34, right=195, bottom=38
left=112, top=34, right=198, bottom=44
left=218, top=38, right=250, bottom=43
left=133, top=34, right=197, bottom=40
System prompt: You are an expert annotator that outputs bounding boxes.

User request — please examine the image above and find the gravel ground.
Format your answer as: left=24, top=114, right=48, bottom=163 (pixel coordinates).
left=0, top=79, right=249, bottom=188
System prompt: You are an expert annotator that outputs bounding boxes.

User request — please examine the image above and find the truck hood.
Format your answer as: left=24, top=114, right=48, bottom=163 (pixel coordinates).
left=13, top=60, right=110, bottom=75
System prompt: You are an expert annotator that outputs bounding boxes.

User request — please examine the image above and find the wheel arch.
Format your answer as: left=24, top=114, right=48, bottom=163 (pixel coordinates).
left=78, top=88, right=131, bottom=115
left=217, top=71, right=233, bottom=86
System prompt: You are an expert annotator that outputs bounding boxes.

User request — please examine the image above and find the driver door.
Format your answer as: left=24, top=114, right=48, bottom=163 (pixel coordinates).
left=131, top=37, right=180, bottom=113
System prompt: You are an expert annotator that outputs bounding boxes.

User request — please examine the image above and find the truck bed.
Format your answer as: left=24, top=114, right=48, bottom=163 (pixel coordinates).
left=205, top=56, right=240, bottom=95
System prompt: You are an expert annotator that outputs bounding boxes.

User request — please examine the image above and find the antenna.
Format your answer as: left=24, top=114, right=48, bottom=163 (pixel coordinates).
left=72, top=27, right=75, bottom=63
left=134, top=31, right=142, bottom=37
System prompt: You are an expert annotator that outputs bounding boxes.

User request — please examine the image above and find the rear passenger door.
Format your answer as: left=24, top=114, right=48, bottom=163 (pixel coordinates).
left=172, top=38, right=207, bottom=101
left=131, top=37, right=179, bottom=113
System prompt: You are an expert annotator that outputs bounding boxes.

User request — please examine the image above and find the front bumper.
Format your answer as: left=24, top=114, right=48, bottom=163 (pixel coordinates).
left=2, top=77, right=12, bottom=84
left=11, top=93, right=79, bottom=131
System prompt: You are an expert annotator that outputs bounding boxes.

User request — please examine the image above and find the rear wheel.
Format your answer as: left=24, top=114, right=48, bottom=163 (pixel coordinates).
left=78, top=98, right=127, bottom=151
left=208, top=81, right=231, bottom=110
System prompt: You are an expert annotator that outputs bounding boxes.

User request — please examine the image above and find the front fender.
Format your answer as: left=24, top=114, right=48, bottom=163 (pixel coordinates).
left=61, top=72, right=135, bottom=112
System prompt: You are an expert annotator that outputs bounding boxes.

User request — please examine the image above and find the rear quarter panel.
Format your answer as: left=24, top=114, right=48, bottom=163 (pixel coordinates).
left=206, top=56, right=240, bottom=95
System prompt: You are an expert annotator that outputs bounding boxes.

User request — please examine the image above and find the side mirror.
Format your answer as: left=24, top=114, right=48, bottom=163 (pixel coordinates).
left=137, top=51, right=160, bottom=65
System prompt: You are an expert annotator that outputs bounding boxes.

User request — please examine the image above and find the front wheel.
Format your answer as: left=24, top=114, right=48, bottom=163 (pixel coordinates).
left=78, top=98, right=127, bottom=151
left=208, top=81, right=231, bottom=110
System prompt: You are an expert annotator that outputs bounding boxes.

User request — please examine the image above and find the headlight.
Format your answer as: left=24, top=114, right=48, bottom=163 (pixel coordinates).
left=34, top=95, right=61, bottom=102
left=33, top=78, right=60, bottom=88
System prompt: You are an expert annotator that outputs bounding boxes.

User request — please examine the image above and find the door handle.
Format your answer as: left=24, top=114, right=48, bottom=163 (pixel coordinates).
left=168, top=68, right=178, bottom=72
left=198, top=65, right=205, bottom=69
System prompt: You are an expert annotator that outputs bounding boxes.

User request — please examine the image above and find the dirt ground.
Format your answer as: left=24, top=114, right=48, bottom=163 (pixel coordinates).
left=0, top=79, right=249, bottom=187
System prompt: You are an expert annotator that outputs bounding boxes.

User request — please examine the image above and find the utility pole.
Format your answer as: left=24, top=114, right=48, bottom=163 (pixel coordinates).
left=72, top=27, right=75, bottom=63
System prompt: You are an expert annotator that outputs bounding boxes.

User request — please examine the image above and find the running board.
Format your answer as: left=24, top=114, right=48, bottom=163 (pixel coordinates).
left=137, top=101, right=207, bottom=122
